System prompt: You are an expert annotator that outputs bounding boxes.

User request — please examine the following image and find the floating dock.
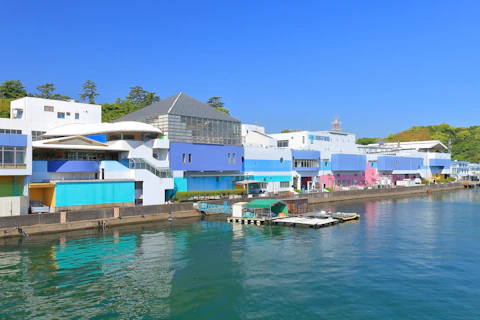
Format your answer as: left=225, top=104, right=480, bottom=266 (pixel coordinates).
left=269, top=216, right=338, bottom=228
left=228, top=215, right=341, bottom=228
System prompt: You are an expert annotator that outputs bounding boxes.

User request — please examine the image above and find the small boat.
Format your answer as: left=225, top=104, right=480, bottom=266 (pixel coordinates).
left=316, top=211, right=360, bottom=222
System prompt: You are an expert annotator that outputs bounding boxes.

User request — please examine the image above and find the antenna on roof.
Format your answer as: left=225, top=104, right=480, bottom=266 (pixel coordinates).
left=331, top=115, right=342, bottom=131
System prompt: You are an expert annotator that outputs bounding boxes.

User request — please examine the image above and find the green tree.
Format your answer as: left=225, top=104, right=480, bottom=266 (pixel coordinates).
left=281, top=129, right=292, bottom=133
left=79, top=80, right=99, bottom=103
left=356, top=137, right=377, bottom=145
left=126, top=86, right=159, bottom=107
left=207, top=96, right=230, bottom=114
left=35, top=83, right=71, bottom=101
left=102, top=98, right=139, bottom=122
left=35, top=83, right=56, bottom=99
left=0, top=80, right=27, bottom=99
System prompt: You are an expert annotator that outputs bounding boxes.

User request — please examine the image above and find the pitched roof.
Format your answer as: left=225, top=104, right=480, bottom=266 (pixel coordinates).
left=112, top=92, right=241, bottom=123
left=367, top=140, right=447, bottom=150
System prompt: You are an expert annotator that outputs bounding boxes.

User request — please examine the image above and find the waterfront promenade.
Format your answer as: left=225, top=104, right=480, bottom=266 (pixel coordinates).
left=0, top=183, right=463, bottom=238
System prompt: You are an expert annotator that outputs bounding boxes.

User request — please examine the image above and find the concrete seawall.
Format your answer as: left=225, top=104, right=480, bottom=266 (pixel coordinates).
left=0, top=183, right=464, bottom=238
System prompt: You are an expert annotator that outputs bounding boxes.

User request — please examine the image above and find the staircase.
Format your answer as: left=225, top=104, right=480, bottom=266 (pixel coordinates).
left=128, top=158, right=173, bottom=179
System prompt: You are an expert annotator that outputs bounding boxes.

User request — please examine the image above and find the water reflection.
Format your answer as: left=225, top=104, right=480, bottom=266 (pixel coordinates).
left=0, top=189, right=479, bottom=319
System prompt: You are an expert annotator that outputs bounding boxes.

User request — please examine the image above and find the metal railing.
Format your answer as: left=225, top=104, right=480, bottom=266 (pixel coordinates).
left=129, top=158, right=173, bottom=179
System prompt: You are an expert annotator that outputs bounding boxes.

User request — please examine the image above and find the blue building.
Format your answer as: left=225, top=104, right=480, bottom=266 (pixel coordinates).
left=114, top=93, right=244, bottom=196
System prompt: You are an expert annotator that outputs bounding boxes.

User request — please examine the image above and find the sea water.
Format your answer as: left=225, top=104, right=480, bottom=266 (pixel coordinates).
left=0, top=189, right=479, bottom=319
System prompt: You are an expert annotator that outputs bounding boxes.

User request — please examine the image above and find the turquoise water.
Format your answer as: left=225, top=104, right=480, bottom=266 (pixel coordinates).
left=1, top=189, right=479, bottom=319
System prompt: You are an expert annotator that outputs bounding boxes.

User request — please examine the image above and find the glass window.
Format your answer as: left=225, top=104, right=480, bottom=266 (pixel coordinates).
left=57, top=112, right=65, bottom=119
left=15, top=147, right=25, bottom=164
left=66, top=112, right=71, bottom=116
left=228, top=153, right=231, bottom=164
left=188, top=154, right=192, bottom=163
left=75, top=113, right=79, bottom=119
left=4, top=147, right=14, bottom=165
left=232, top=153, right=236, bottom=164
left=182, top=154, right=186, bottom=163
left=280, top=181, right=289, bottom=188
left=44, top=106, right=54, bottom=112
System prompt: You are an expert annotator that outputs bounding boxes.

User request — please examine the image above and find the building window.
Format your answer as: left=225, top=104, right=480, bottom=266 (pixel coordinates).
left=75, top=113, right=79, bottom=119
left=302, top=136, right=305, bottom=144
left=44, top=106, right=54, bottom=112
left=277, top=140, right=289, bottom=148
left=232, top=153, right=236, bottom=164
left=188, top=154, right=192, bottom=163
left=66, top=112, right=71, bottom=116
left=228, top=153, right=231, bottom=164
left=32, top=131, right=46, bottom=141
left=0, top=129, right=21, bottom=134
left=0, top=146, right=26, bottom=168
left=57, top=112, right=65, bottom=119
left=216, top=176, right=219, bottom=182
left=182, top=154, right=186, bottom=163
left=280, top=181, right=289, bottom=188
left=280, top=157, right=284, bottom=163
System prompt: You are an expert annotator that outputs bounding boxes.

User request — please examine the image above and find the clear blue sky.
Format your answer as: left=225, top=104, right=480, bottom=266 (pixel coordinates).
left=2, top=0, right=479, bottom=137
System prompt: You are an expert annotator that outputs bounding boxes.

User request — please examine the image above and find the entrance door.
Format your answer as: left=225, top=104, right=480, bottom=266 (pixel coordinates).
left=3, top=201, right=12, bottom=216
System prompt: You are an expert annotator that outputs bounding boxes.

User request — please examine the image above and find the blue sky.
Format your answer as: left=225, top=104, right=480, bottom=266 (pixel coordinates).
left=2, top=0, right=479, bottom=137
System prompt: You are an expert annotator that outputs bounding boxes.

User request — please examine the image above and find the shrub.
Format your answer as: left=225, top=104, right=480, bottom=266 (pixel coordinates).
left=175, top=189, right=247, bottom=201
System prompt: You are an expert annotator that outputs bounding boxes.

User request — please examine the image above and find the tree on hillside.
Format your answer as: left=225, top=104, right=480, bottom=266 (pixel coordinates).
left=356, top=137, right=377, bottom=145
left=35, top=83, right=71, bottom=101
left=0, top=80, right=28, bottom=99
left=79, top=80, right=99, bottom=103
left=207, top=96, right=229, bottom=114
left=126, top=86, right=159, bottom=107
left=102, top=98, right=138, bottom=122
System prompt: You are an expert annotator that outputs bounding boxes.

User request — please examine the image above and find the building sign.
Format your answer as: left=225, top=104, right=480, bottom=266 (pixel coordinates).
left=308, top=134, right=330, bottom=144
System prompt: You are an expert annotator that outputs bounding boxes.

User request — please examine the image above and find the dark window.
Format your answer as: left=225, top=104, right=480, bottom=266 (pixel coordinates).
left=188, top=154, right=192, bottom=163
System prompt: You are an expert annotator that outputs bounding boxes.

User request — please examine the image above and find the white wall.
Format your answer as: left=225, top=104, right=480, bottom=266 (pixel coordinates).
left=10, top=97, right=101, bottom=130
left=0, top=196, right=28, bottom=216
left=131, top=169, right=174, bottom=205
left=270, top=130, right=358, bottom=153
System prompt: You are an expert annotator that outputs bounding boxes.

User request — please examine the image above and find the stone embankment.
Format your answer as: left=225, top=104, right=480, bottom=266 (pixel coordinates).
left=0, top=183, right=464, bottom=238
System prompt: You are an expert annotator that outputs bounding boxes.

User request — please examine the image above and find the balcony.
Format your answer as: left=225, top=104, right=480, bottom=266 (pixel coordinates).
left=47, top=160, right=100, bottom=173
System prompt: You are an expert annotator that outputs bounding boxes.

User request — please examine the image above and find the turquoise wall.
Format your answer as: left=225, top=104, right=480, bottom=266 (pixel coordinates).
left=55, top=181, right=134, bottom=206
left=174, top=177, right=188, bottom=192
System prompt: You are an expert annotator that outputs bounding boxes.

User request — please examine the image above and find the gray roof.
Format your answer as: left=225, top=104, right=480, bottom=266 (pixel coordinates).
left=112, top=92, right=241, bottom=123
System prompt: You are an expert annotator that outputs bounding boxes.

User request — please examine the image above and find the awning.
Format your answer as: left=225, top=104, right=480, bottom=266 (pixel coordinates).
left=29, top=182, right=56, bottom=188
left=246, top=199, right=286, bottom=209
left=235, top=180, right=263, bottom=185
left=246, top=199, right=289, bottom=215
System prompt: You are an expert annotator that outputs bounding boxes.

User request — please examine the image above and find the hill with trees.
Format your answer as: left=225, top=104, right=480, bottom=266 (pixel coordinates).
left=0, top=79, right=228, bottom=123
left=356, top=123, right=480, bottom=163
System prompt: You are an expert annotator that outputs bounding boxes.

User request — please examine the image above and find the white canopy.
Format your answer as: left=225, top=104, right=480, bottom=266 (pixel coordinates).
left=43, top=121, right=162, bottom=137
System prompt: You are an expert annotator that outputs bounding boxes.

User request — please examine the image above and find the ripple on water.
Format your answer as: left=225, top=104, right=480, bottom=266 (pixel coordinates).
left=0, top=189, right=480, bottom=319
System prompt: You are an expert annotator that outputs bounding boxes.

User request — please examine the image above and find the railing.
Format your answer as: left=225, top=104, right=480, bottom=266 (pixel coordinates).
left=129, top=158, right=173, bottom=179
left=198, top=202, right=232, bottom=214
